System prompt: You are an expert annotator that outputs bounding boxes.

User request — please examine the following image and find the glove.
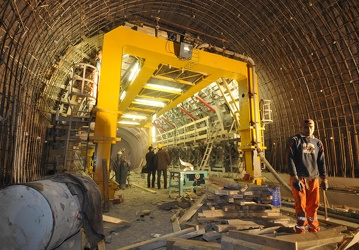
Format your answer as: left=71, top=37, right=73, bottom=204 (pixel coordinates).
left=320, top=179, right=329, bottom=190
left=292, top=177, right=304, bottom=192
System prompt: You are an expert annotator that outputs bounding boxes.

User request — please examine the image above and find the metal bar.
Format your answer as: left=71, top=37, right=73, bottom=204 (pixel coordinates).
left=161, top=116, right=176, bottom=128
left=195, top=95, right=216, bottom=113
left=152, top=121, right=166, bottom=133
left=178, top=105, right=197, bottom=121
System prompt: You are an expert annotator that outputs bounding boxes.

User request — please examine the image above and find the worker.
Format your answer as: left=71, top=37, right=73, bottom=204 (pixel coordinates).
left=286, top=119, right=328, bottom=234
left=154, top=144, right=171, bottom=189
left=118, top=155, right=130, bottom=190
left=145, top=146, right=156, bottom=188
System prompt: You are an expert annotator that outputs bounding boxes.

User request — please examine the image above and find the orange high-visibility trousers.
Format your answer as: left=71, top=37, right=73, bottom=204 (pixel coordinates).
left=290, top=176, right=320, bottom=233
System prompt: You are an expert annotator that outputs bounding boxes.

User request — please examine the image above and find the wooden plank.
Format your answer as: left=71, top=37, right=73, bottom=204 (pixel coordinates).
left=102, top=214, right=131, bottom=225
left=167, top=237, right=221, bottom=250
left=198, top=209, right=281, bottom=219
left=207, top=175, right=242, bottom=189
left=227, top=219, right=262, bottom=225
left=253, top=226, right=281, bottom=235
left=178, top=194, right=207, bottom=224
left=226, top=230, right=298, bottom=249
left=181, top=228, right=206, bottom=238
left=280, top=206, right=359, bottom=231
left=97, top=240, right=106, bottom=250
left=202, top=231, right=221, bottom=241
left=206, top=185, right=239, bottom=195
left=171, top=209, right=182, bottom=231
left=131, top=183, right=157, bottom=193
left=117, top=227, right=195, bottom=250
left=172, top=217, right=181, bottom=232
left=276, top=226, right=346, bottom=249
left=221, top=235, right=278, bottom=250
left=214, top=220, right=262, bottom=232
left=342, top=228, right=359, bottom=250
left=337, top=228, right=359, bottom=250
left=207, top=182, right=225, bottom=190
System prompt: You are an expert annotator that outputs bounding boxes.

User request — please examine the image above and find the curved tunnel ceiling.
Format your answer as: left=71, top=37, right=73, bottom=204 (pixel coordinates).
left=0, top=1, right=359, bottom=180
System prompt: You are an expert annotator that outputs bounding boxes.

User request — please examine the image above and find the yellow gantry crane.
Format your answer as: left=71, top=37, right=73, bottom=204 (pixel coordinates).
left=93, top=25, right=265, bottom=207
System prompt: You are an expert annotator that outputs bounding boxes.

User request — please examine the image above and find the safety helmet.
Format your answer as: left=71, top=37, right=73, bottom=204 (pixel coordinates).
left=157, top=144, right=163, bottom=149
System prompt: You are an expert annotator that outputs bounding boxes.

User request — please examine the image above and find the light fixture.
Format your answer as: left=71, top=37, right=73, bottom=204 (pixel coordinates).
left=120, top=90, right=126, bottom=101
left=122, top=113, right=147, bottom=119
left=118, top=120, right=140, bottom=125
left=134, top=98, right=165, bottom=107
left=128, top=62, right=140, bottom=82
left=179, top=42, right=193, bottom=60
left=145, top=83, right=182, bottom=94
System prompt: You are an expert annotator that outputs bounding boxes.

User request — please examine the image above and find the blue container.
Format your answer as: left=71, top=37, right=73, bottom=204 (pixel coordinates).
left=271, top=186, right=281, bottom=207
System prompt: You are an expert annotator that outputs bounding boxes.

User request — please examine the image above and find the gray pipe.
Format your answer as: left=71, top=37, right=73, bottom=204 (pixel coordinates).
left=259, top=152, right=292, bottom=193
left=196, top=43, right=255, bottom=66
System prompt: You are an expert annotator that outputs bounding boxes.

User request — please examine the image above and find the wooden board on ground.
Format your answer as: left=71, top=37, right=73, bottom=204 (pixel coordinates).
left=202, top=231, right=221, bottom=241
left=167, top=237, right=221, bottom=250
left=131, top=183, right=157, bottom=193
left=178, top=194, right=207, bottom=224
left=214, top=220, right=263, bottom=232
left=226, top=230, right=298, bottom=249
left=171, top=209, right=182, bottom=232
left=276, top=226, right=346, bottom=249
left=117, top=227, right=196, bottom=250
left=102, top=214, right=131, bottom=225
left=280, top=206, right=359, bottom=231
left=206, top=185, right=240, bottom=195
left=172, top=217, right=181, bottom=232
left=198, top=208, right=281, bottom=220
left=221, top=235, right=278, bottom=250
left=338, top=228, right=359, bottom=250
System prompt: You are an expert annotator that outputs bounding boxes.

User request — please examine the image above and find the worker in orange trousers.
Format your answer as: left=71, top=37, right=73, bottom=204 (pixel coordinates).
left=286, top=119, right=329, bottom=234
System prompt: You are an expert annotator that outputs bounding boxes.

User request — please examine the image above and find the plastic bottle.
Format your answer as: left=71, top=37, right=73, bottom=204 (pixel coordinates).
left=271, top=186, right=281, bottom=207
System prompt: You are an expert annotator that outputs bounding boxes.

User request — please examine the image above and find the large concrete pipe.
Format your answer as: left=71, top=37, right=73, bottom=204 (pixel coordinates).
left=0, top=174, right=104, bottom=250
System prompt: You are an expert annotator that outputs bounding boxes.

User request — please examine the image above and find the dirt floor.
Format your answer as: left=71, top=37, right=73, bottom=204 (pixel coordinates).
left=102, top=171, right=180, bottom=250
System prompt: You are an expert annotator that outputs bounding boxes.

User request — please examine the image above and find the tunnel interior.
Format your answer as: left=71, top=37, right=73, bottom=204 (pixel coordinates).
left=0, top=1, right=359, bottom=185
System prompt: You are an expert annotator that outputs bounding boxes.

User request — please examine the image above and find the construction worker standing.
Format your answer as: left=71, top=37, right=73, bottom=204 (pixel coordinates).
left=145, top=146, right=156, bottom=188
left=154, top=144, right=171, bottom=189
left=286, top=119, right=329, bottom=234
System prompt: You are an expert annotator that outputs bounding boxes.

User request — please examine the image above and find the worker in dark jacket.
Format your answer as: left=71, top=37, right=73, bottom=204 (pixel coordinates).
left=154, top=144, right=171, bottom=189
left=145, top=146, right=156, bottom=188
left=286, top=119, right=328, bottom=234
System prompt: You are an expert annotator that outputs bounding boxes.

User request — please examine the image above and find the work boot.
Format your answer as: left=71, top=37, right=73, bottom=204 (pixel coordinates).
left=295, top=225, right=306, bottom=234
left=308, top=226, right=320, bottom=233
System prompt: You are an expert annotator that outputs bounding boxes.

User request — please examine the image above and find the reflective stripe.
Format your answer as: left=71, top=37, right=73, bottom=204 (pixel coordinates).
left=295, top=225, right=306, bottom=230
left=297, top=216, right=307, bottom=221
left=307, top=216, right=318, bottom=221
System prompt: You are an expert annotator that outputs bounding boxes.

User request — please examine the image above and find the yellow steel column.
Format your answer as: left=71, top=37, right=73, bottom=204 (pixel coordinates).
left=93, top=29, right=122, bottom=210
left=238, top=66, right=264, bottom=185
